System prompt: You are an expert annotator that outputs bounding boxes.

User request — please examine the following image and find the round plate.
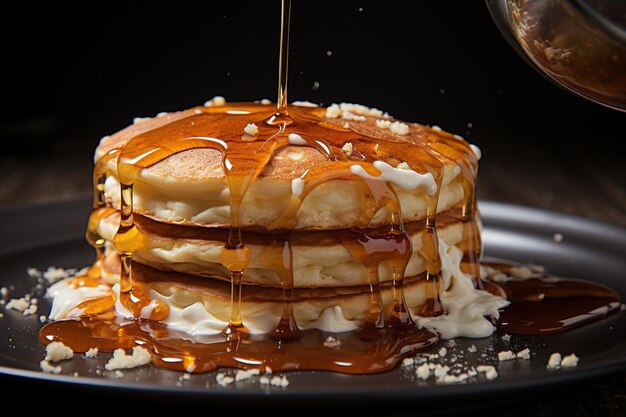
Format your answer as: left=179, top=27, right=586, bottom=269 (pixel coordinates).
left=1, top=198, right=625, bottom=405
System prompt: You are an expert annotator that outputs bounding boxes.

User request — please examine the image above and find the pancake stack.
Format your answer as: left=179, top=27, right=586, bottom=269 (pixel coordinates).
left=52, top=99, right=507, bottom=342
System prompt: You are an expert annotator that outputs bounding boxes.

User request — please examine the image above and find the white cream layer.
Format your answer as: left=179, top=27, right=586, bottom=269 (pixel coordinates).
left=47, top=240, right=507, bottom=338
left=414, top=240, right=509, bottom=338
left=47, top=280, right=111, bottom=320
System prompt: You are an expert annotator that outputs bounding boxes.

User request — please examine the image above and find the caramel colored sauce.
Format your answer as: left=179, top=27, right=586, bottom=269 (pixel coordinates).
left=40, top=316, right=438, bottom=374
left=496, top=277, right=621, bottom=335
left=482, top=262, right=621, bottom=335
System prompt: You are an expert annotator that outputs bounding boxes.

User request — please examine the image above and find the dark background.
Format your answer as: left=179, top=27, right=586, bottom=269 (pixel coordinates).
left=0, top=1, right=624, bottom=224
left=0, top=1, right=625, bottom=415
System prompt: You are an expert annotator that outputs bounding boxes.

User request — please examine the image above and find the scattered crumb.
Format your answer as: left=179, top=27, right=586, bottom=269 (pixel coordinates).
left=326, top=102, right=386, bottom=120
left=439, top=347, right=447, bottom=357
left=442, top=373, right=469, bottom=384
left=326, top=50, right=332, bottom=56
left=470, top=144, right=482, bottom=160
left=105, top=346, right=151, bottom=370
left=389, top=121, right=409, bottom=135
left=259, top=98, right=271, bottom=105
left=45, top=341, right=74, bottom=362
left=340, top=103, right=384, bottom=118
left=447, top=339, right=456, bottom=347
left=39, top=315, right=47, bottom=323
left=376, top=119, right=392, bottom=129
left=501, top=334, right=511, bottom=342
left=259, top=376, right=270, bottom=385
left=72, top=371, right=79, bottom=377
left=265, top=366, right=273, bottom=374
left=26, top=268, right=42, bottom=279
left=416, top=363, right=431, bottom=380
left=561, top=353, right=579, bottom=367
left=553, top=233, right=564, bottom=242
left=325, top=104, right=341, bottom=118
left=180, top=373, right=191, bottom=381
left=270, top=375, right=290, bottom=387
left=43, top=266, right=73, bottom=284
left=292, top=101, right=319, bottom=107
left=0, top=287, right=7, bottom=297
left=509, top=266, right=534, bottom=279
left=547, top=352, right=562, bottom=369
left=476, top=365, right=498, bottom=380
left=6, top=298, right=29, bottom=312
left=185, top=364, right=196, bottom=373
left=133, top=117, right=151, bottom=125
left=468, top=345, right=477, bottom=353
left=498, top=351, right=516, bottom=361
left=431, top=125, right=442, bottom=131
left=235, top=369, right=252, bottom=382
left=204, top=96, right=226, bottom=107
left=40, top=360, right=61, bottom=374
left=85, top=348, right=99, bottom=358
left=114, top=370, right=124, bottom=378
left=323, top=336, right=341, bottom=348
left=23, top=302, right=38, bottom=316
left=433, top=364, right=450, bottom=379
left=216, top=372, right=234, bottom=386
left=516, top=348, right=531, bottom=360
left=244, top=123, right=259, bottom=136
left=491, top=272, right=508, bottom=283
left=342, top=122, right=350, bottom=129
left=194, top=109, right=202, bottom=114
left=341, top=111, right=366, bottom=121
left=396, top=162, right=411, bottom=170
left=402, top=357, right=415, bottom=367
left=312, top=81, right=320, bottom=91
left=341, top=142, right=353, bottom=155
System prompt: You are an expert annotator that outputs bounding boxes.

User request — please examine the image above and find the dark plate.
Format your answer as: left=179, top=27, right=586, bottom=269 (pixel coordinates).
left=1, top=198, right=625, bottom=405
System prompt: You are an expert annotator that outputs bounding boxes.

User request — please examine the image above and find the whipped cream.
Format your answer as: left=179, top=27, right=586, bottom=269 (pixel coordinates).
left=47, top=279, right=112, bottom=320
left=413, top=240, right=509, bottom=338
left=47, top=242, right=507, bottom=339
left=350, top=161, right=437, bottom=195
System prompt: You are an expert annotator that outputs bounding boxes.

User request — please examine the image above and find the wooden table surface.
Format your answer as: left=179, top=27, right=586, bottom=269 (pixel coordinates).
left=0, top=149, right=624, bottom=416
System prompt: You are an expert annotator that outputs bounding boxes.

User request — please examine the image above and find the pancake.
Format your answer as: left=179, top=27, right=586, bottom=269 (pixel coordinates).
left=95, top=209, right=465, bottom=288
left=95, top=101, right=474, bottom=230
left=49, top=236, right=506, bottom=337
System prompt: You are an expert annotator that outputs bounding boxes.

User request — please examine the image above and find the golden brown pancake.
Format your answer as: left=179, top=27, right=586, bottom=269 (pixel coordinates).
left=95, top=101, right=474, bottom=230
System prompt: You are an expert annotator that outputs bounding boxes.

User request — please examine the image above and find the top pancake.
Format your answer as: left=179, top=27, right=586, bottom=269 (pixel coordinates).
left=96, top=100, right=477, bottom=230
